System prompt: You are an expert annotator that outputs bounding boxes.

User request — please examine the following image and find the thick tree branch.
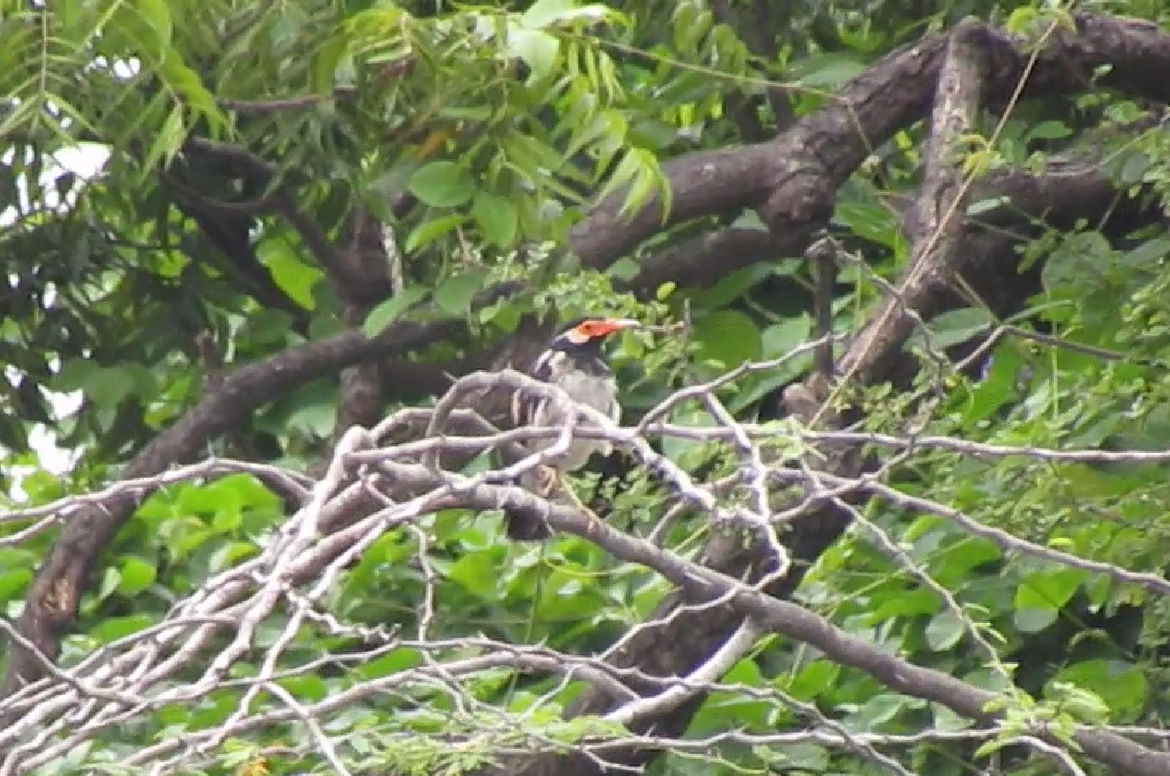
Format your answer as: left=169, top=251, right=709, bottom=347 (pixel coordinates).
left=482, top=14, right=1170, bottom=776
left=841, top=18, right=986, bottom=384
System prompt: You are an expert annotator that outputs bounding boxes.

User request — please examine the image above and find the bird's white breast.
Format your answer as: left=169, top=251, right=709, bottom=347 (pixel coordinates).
left=531, top=367, right=620, bottom=469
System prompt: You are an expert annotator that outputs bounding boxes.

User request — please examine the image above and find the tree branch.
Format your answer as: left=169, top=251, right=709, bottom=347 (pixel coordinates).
left=477, top=15, right=1170, bottom=776
left=6, top=18, right=1170, bottom=776
left=0, top=321, right=465, bottom=705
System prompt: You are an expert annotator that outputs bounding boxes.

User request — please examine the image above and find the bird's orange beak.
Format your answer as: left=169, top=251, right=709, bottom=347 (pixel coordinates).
left=593, top=318, right=641, bottom=336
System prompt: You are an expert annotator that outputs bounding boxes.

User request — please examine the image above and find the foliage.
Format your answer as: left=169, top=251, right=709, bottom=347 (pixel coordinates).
left=3, top=0, right=1170, bottom=775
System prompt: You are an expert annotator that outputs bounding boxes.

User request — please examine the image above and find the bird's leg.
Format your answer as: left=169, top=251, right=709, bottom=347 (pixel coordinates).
left=535, top=465, right=602, bottom=532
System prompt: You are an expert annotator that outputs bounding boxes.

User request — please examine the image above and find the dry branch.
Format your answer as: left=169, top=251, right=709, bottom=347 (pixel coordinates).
left=1, top=371, right=1169, bottom=775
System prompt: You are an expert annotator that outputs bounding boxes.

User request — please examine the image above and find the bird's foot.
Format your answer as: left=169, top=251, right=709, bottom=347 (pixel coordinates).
left=535, top=465, right=560, bottom=498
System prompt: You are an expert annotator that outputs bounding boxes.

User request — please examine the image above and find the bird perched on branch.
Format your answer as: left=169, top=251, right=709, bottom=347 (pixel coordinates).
left=503, top=316, right=641, bottom=541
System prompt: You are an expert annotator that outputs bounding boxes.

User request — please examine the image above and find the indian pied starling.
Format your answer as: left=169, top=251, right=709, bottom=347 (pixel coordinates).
left=504, top=316, right=640, bottom=541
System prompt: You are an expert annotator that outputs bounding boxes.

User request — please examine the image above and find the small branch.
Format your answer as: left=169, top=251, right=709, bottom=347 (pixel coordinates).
left=0, top=322, right=464, bottom=703
left=216, top=56, right=417, bottom=114
left=604, top=619, right=764, bottom=725
left=808, top=237, right=838, bottom=386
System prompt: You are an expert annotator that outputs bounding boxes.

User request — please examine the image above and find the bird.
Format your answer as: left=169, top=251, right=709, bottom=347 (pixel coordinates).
left=503, top=315, right=641, bottom=541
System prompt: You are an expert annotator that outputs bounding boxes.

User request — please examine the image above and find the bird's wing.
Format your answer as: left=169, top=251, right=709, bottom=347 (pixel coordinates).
left=503, top=349, right=560, bottom=541
left=510, top=349, right=562, bottom=429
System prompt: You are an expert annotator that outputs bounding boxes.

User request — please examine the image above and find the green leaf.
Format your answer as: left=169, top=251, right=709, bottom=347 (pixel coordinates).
left=98, top=567, right=122, bottom=602
left=834, top=185, right=902, bottom=249
left=50, top=358, right=91, bottom=394
left=967, top=195, right=1010, bottom=216
left=278, top=674, right=329, bottom=702
left=1056, top=687, right=1112, bottom=724
left=693, top=310, right=762, bottom=369
left=924, top=610, right=965, bottom=651
left=92, top=614, right=156, bottom=644
left=405, top=214, right=467, bottom=253
left=176, top=481, right=235, bottom=518
left=605, top=257, right=640, bottom=282
left=628, top=117, right=680, bottom=151
left=357, top=648, right=424, bottom=681
left=726, top=316, right=814, bottom=414
left=962, top=667, right=1016, bottom=694
left=435, top=269, right=490, bottom=318
left=691, top=658, right=772, bottom=733
left=1014, top=607, right=1058, bottom=633
left=314, top=33, right=352, bottom=93
left=472, top=192, right=519, bottom=247
left=1026, top=120, right=1072, bottom=142
left=136, top=0, right=173, bottom=50
left=928, top=537, right=1002, bottom=586
left=141, top=105, right=186, bottom=175
left=446, top=552, right=503, bottom=599
left=209, top=541, right=259, bottom=574
left=507, top=28, right=560, bottom=80
left=661, top=406, right=716, bottom=465
left=1118, top=152, right=1151, bottom=185
left=259, top=241, right=325, bottom=309
left=598, top=147, right=668, bottom=219
left=864, top=588, right=941, bottom=624
left=287, top=400, right=338, bottom=437
left=85, top=366, right=139, bottom=411
left=789, top=52, right=867, bottom=88
left=0, top=569, right=32, bottom=601
left=910, top=307, right=994, bottom=351
left=522, top=0, right=573, bottom=27
left=761, top=314, right=813, bottom=359
left=363, top=287, right=431, bottom=336
left=1051, top=660, right=1146, bottom=723
left=0, top=416, right=28, bottom=456
left=1014, top=568, right=1087, bottom=611
left=408, top=161, right=476, bottom=207
left=565, top=110, right=628, bottom=165
left=850, top=693, right=920, bottom=730
left=160, top=59, right=225, bottom=130
left=212, top=508, right=243, bottom=533
left=118, top=557, right=157, bottom=596
left=932, top=703, right=974, bottom=732
left=690, top=264, right=772, bottom=311
left=974, top=738, right=1010, bottom=760
left=755, top=742, right=830, bottom=771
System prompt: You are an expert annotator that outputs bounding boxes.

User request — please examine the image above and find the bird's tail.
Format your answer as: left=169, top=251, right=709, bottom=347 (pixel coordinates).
left=502, top=466, right=553, bottom=541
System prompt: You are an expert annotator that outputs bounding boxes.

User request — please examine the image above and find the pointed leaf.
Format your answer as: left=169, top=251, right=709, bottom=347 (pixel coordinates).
left=472, top=192, right=518, bottom=247
left=435, top=269, right=490, bottom=317
left=363, top=287, right=430, bottom=336
left=507, top=28, right=560, bottom=79
left=405, top=214, right=467, bottom=253
left=925, top=610, right=965, bottom=651
left=408, top=161, right=476, bottom=208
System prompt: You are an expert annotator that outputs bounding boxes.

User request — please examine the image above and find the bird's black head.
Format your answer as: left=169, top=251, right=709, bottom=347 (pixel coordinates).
left=549, top=316, right=641, bottom=355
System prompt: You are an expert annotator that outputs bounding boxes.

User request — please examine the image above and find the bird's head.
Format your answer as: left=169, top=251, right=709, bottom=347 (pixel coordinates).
left=550, top=316, right=641, bottom=355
